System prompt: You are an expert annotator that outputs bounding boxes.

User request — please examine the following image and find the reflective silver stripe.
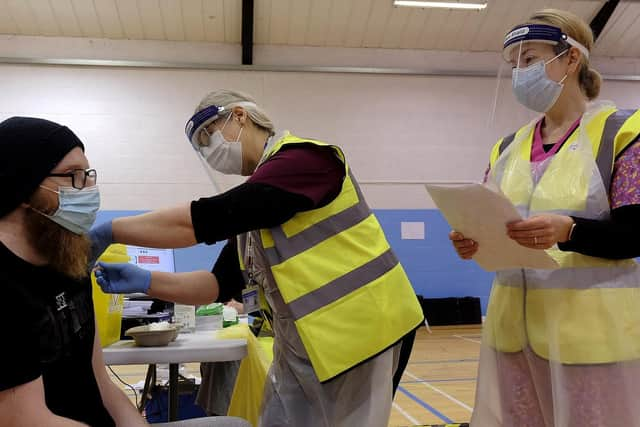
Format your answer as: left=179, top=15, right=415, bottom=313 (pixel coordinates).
left=264, top=173, right=371, bottom=266
left=498, top=132, right=517, bottom=156
left=236, top=234, right=250, bottom=282
left=265, top=200, right=370, bottom=265
left=598, top=109, right=636, bottom=194
left=287, top=248, right=398, bottom=320
left=496, top=265, right=640, bottom=289
left=495, top=269, right=525, bottom=286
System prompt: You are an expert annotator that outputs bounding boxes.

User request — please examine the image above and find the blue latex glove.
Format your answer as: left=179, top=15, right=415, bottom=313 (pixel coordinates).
left=95, top=262, right=151, bottom=294
left=88, top=221, right=113, bottom=266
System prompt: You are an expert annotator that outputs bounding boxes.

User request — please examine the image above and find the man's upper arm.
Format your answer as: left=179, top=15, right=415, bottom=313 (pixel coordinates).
left=90, top=322, right=149, bottom=427
left=0, top=289, right=42, bottom=393
left=91, top=320, right=115, bottom=391
left=0, top=377, right=84, bottom=426
left=0, top=281, right=87, bottom=426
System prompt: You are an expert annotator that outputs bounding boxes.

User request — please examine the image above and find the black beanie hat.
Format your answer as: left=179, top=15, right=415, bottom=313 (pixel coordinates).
left=0, top=117, right=85, bottom=218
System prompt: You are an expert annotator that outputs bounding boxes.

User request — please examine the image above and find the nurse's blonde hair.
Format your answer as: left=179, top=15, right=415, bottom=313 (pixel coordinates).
left=523, top=9, right=601, bottom=100
left=196, top=89, right=276, bottom=136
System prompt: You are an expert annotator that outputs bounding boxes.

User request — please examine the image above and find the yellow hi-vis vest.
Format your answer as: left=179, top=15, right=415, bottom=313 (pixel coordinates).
left=485, top=106, right=640, bottom=363
left=247, top=132, right=424, bottom=382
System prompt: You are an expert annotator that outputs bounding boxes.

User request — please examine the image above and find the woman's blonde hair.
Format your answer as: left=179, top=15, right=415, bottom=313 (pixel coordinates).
left=525, top=8, right=601, bottom=100
left=196, top=89, right=275, bottom=136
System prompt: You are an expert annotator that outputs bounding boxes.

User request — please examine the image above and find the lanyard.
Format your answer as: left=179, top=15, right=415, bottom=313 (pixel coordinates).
left=245, top=233, right=257, bottom=284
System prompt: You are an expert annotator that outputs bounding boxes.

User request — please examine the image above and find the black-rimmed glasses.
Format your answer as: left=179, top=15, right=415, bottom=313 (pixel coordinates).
left=48, top=169, right=97, bottom=190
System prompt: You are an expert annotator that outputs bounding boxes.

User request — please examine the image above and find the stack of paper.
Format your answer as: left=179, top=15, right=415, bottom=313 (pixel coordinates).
left=425, top=183, right=558, bottom=272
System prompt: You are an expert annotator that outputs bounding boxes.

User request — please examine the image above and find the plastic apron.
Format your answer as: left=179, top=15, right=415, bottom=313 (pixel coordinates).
left=471, top=102, right=640, bottom=427
left=238, top=229, right=401, bottom=427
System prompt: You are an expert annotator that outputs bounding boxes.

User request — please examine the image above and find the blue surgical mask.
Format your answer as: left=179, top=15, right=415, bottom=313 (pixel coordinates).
left=512, top=50, right=568, bottom=113
left=37, top=185, right=101, bottom=235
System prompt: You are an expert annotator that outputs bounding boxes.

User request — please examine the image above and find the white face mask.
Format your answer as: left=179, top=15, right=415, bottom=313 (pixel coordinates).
left=511, top=50, right=568, bottom=113
left=200, top=114, right=243, bottom=175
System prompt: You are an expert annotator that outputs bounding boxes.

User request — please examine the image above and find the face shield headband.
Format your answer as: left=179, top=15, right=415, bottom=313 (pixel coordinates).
left=184, top=104, right=227, bottom=150
left=503, top=24, right=590, bottom=63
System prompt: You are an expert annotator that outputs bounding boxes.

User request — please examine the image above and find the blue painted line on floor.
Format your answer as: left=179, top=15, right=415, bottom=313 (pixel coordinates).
left=409, top=358, right=479, bottom=365
left=398, top=385, right=454, bottom=424
left=401, top=377, right=476, bottom=384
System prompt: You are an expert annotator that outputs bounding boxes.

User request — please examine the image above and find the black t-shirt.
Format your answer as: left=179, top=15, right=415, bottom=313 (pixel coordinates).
left=0, top=242, right=115, bottom=426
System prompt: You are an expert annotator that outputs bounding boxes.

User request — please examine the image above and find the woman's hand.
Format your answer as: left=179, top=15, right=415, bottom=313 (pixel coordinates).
left=449, top=231, right=478, bottom=260
left=507, top=214, right=574, bottom=249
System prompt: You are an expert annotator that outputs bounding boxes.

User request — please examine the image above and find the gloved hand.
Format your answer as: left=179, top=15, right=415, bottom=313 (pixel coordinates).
left=88, top=221, right=113, bottom=266
left=95, top=262, right=151, bottom=294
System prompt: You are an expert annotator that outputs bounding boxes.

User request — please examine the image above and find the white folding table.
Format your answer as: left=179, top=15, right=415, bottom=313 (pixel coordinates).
left=104, top=331, right=247, bottom=422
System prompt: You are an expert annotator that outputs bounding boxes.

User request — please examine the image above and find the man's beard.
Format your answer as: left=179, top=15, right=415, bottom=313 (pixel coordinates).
left=24, top=209, right=91, bottom=280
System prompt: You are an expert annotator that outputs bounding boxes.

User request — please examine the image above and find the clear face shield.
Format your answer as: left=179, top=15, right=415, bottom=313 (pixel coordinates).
left=185, top=101, right=262, bottom=190
left=489, top=24, right=590, bottom=130
left=184, top=104, right=228, bottom=191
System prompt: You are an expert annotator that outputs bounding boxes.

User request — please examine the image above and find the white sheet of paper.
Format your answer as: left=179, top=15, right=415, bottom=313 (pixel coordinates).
left=425, top=183, right=559, bottom=271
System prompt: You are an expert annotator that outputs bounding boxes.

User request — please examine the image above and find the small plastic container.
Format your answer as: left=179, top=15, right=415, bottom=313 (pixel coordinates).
left=195, top=302, right=224, bottom=331
left=174, top=304, right=196, bottom=333
left=195, top=314, right=223, bottom=331
left=223, top=305, right=239, bottom=328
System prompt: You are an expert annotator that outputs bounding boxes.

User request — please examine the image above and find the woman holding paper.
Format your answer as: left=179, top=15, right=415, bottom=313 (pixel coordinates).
left=450, top=9, right=640, bottom=427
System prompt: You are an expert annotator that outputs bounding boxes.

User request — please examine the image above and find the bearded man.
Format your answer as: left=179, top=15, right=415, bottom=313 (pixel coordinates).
left=0, top=117, right=249, bottom=427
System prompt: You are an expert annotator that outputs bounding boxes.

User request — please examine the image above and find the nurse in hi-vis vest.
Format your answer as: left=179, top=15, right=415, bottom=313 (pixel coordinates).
left=450, top=8, right=640, bottom=427
left=91, top=89, right=424, bottom=427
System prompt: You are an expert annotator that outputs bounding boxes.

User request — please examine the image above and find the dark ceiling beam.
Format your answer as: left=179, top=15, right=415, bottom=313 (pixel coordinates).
left=590, top=0, right=620, bottom=41
left=241, top=0, right=254, bottom=65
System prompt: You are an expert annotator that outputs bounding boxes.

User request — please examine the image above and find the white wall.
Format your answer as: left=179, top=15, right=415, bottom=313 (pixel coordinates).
left=2, top=36, right=640, bottom=210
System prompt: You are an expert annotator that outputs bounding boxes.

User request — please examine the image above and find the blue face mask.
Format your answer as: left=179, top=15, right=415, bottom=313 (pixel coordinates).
left=37, top=185, right=101, bottom=235
left=511, top=50, right=568, bottom=113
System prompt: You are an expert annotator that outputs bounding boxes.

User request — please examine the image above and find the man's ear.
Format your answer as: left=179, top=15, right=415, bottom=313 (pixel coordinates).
left=14, top=201, right=37, bottom=217
left=24, top=188, right=57, bottom=214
